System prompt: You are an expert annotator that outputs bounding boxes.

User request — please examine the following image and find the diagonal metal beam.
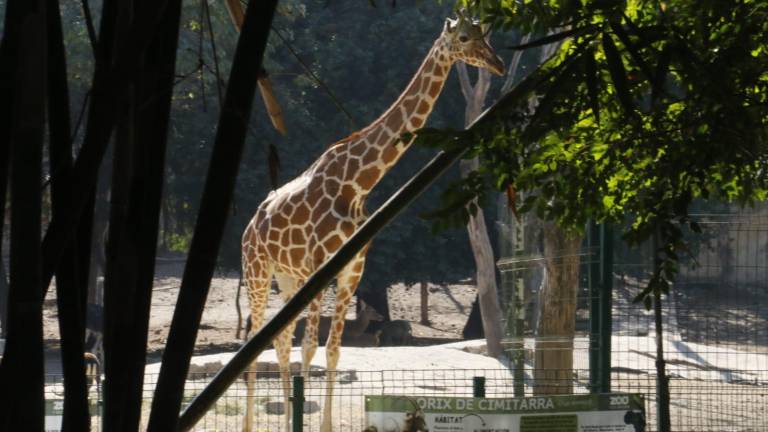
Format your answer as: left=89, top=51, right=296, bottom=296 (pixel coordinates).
left=178, top=144, right=466, bottom=431
left=176, top=48, right=560, bottom=431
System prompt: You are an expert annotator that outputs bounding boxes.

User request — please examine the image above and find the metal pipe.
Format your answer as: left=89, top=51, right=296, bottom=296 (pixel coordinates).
left=178, top=144, right=466, bottom=431
left=176, top=52, right=554, bottom=430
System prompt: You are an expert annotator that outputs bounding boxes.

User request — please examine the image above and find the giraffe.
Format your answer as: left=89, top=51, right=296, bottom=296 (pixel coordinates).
left=240, top=14, right=504, bottom=432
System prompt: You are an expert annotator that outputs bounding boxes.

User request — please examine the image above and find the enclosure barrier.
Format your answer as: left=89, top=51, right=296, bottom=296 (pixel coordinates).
left=42, top=365, right=767, bottom=431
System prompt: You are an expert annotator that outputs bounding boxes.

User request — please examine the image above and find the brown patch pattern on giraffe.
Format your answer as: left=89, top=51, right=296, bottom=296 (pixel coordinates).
left=385, top=113, right=403, bottom=132
left=356, top=166, right=381, bottom=190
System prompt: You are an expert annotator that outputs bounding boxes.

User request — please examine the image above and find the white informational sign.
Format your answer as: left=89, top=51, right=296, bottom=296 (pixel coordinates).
left=45, top=400, right=64, bottom=432
left=364, top=393, right=645, bottom=432
left=45, top=399, right=100, bottom=432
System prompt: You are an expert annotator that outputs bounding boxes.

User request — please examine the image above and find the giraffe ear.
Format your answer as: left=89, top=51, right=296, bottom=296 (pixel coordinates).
left=444, top=18, right=458, bottom=33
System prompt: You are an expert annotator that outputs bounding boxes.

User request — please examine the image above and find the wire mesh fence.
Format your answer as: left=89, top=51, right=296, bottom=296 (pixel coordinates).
left=46, top=369, right=525, bottom=431
left=611, top=206, right=768, bottom=432
left=43, top=363, right=767, bottom=431
left=39, top=205, right=768, bottom=431
left=496, top=202, right=768, bottom=431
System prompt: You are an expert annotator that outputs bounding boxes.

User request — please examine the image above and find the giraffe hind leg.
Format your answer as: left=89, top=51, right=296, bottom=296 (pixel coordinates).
left=301, top=293, right=324, bottom=380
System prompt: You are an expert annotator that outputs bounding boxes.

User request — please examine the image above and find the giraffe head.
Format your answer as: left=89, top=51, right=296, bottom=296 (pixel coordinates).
left=442, top=13, right=505, bottom=76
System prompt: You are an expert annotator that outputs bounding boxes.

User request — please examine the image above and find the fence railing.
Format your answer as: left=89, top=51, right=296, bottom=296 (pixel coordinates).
left=42, top=365, right=768, bottom=431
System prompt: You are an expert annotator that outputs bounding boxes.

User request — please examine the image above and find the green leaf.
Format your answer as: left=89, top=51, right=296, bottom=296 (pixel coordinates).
left=610, top=21, right=654, bottom=84
left=651, top=43, right=672, bottom=106
left=689, top=221, right=702, bottom=234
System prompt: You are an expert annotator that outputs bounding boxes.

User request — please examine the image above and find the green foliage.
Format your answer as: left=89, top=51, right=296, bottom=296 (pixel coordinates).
left=422, top=0, right=768, bottom=306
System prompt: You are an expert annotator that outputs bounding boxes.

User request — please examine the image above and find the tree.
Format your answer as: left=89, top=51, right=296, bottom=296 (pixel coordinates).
left=421, top=0, right=768, bottom=425
left=441, top=0, right=768, bottom=307
left=456, top=57, right=504, bottom=357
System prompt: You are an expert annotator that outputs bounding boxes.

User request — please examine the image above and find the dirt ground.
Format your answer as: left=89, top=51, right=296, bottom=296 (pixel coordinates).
left=42, top=260, right=477, bottom=358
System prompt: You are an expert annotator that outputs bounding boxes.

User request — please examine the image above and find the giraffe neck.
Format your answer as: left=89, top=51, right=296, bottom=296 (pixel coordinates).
left=334, top=37, right=453, bottom=197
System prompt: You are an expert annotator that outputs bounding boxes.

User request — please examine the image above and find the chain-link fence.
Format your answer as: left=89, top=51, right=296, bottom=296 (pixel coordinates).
left=45, top=369, right=518, bottom=431
left=611, top=206, right=768, bottom=432
left=42, top=204, right=768, bottom=431
left=496, top=202, right=768, bottom=431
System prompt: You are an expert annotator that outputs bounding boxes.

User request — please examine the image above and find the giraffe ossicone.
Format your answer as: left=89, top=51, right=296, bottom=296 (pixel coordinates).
left=240, top=14, right=504, bottom=432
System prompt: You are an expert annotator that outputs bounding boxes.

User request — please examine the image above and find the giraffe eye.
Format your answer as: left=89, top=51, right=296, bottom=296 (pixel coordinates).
left=459, top=35, right=469, bottom=43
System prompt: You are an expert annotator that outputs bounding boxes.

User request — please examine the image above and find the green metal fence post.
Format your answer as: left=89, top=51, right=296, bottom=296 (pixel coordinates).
left=291, top=375, right=304, bottom=432
left=473, top=377, right=486, bottom=398
left=599, top=224, right=613, bottom=393
left=588, top=221, right=601, bottom=393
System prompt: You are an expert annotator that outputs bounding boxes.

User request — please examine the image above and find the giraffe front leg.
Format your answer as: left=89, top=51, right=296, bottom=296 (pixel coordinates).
left=301, top=293, right=323, bottom=380
left=273, top=273, right=301, bottom=432
left=242, top=259, right=271, bottom=432
left=273, top=320, right=298, bottom=432
left=320, top=254, right=366, bottom=432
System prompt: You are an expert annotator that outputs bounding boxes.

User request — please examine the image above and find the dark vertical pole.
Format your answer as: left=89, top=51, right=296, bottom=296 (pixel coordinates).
left=291, top=376, right=304, bottom=432
left=588, top=221, right=600, bottom=393
left=146, top=1, right=280, bottom=430
left=38, top=0, right=172, bottom=298
left=654, top=291, right=671, bottom=432
left=599, top=223, right=613, bottom=393
left=0, top=31, right=12, bottom=339
left=652, top=229, right=671, bottom=432
left=99, top=1, right=182, bottom=429
left=509, top=210, right=525, bottom=397
left=0, top=0, right=47, bottom=429
left=122, top=1, right=184, bottom=428
left=39, top=0, right=118, bottom=295
left=46, top=0, right=91, bottom=428
left=102, top=85, right=138, bottom=432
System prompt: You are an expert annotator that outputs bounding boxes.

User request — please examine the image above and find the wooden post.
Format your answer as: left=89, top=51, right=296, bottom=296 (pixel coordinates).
left=420, top=280, right=429, bottom=325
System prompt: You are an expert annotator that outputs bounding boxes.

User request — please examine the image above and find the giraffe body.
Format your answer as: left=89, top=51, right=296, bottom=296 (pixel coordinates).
left=241, top=15, right=503, bottom=432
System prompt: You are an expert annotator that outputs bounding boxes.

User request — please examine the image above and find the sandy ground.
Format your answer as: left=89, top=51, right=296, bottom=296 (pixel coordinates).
left=38, top=262, right=768, bottom=431
left=42, top=260, right=477, bottom=359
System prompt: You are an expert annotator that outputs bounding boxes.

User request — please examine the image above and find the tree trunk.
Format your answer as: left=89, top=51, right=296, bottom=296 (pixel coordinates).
left=533, top=222, right=582, bottom=395
left=456, top=62, right=504, bottom=358
left=420, top=280, right=429, bottom=325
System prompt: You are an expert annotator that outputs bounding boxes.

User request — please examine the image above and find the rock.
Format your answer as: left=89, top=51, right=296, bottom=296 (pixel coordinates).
left=263, top=400, right=319, bottom=415
left=337, top=369, right=358, bottom=384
